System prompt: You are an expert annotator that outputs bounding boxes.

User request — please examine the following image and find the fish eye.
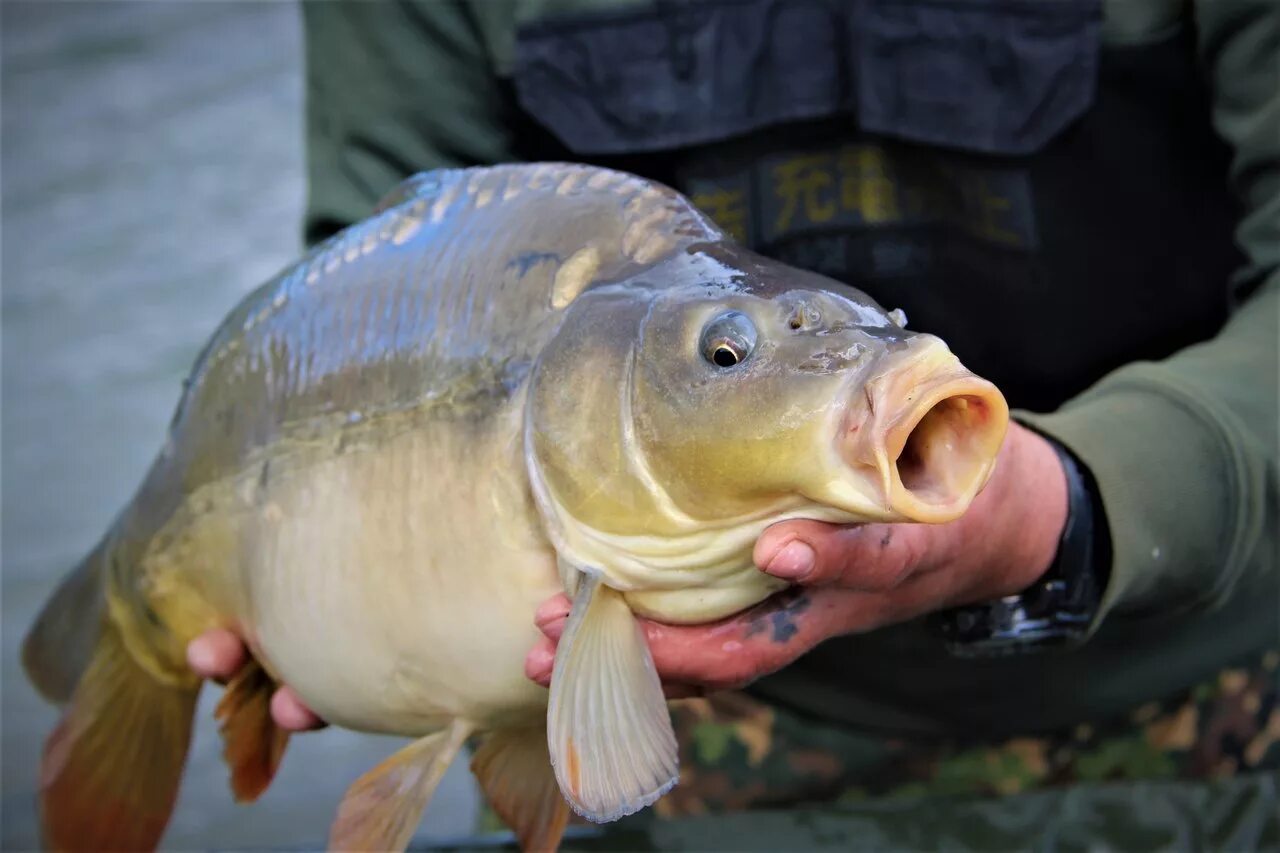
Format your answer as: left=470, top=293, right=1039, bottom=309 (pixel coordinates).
left=700, top=311, right=757, bottom=369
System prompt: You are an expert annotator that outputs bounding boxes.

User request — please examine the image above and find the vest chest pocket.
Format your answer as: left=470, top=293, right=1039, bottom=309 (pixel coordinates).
left=513, top=0, right=1103, bottom=158
left=854, top=0, right=1102, bottom=155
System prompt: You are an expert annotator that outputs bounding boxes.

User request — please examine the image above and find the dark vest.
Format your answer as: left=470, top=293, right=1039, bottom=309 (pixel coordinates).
left=510, top=0, right=1242, bottom=413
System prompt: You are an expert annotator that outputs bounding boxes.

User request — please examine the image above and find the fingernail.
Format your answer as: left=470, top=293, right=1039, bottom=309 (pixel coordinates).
left=765, top=541, right=815, bottom=579
left=186, top=643, right=215, bottom=674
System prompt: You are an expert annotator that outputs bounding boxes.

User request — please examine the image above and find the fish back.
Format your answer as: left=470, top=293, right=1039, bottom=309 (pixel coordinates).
left=162, top=164, right=720, bottom=501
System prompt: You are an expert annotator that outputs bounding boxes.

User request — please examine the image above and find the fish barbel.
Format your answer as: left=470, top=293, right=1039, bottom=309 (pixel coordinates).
left=22, top=163, right=1008, bottom=851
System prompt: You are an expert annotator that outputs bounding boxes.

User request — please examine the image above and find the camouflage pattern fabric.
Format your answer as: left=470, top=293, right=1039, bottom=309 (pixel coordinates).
left=468, top=650, right=1278, bottom=839
left=547, top=772, right=1280, bottom=852
left=653, top=650, right=1280, bottom=817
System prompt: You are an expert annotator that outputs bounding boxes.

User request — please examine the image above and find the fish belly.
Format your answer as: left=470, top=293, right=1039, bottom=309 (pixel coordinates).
left=223, top=409, right=558, bottom=736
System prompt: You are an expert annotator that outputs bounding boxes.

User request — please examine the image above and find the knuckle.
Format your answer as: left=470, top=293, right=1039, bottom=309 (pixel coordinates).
left=863, top=531, right=926, bottom=591
left=879, top=554, right=916, bottom=590
left=830, top=535, right=910, bottom=591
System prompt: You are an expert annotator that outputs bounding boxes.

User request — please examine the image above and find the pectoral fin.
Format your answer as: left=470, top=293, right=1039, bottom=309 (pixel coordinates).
left=214, top=659, right=289, bottom=802
left=471, top=727, right=570, bottom=851
left=328, top=718, right=473, bottom=852
left=546, top=574, right=678, bottom=822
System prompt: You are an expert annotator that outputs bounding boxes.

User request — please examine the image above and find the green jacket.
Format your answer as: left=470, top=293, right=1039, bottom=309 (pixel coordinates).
left=299, top=0, right=1278, bottom=737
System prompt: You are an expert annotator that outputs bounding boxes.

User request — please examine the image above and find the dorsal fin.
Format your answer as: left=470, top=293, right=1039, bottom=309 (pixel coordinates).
left=371, top=165, right=722, bottom=247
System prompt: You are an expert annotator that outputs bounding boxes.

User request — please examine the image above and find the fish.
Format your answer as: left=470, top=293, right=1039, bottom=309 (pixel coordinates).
left=21, top=163, right=1009, bottom=851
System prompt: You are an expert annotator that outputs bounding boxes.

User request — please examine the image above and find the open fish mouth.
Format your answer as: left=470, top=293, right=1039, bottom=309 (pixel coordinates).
left=842, top=338, right=1010, bottom=523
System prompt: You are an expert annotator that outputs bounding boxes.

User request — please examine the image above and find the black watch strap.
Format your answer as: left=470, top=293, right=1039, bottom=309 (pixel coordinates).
left=932, top=434, right=1109, bottom=658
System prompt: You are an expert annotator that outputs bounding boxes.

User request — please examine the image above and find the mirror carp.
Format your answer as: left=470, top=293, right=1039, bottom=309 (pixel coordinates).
left=22, top=164, right=1008, bottom=851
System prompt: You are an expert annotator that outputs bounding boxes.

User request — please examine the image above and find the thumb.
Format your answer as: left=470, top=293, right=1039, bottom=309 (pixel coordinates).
left=753, top=519, right=926, bottom=592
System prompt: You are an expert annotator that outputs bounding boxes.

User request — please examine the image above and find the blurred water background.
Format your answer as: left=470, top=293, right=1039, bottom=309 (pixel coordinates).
left=1, top=3, right=480, bottom=848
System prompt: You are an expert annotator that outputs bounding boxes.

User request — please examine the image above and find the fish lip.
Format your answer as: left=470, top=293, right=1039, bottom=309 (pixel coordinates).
left=839, top=339, right=1010, bottom=523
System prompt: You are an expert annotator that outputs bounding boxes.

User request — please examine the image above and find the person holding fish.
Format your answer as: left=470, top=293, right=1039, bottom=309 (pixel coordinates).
left=198, top=0, right=1276, bottom=832
left=205, top=0, right=1277, bottom=821
left=26, top=0, right=1275, bottom=850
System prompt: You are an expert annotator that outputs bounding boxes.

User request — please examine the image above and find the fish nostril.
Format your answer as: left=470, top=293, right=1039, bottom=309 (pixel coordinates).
left=787, top=305, right=821, bottom=331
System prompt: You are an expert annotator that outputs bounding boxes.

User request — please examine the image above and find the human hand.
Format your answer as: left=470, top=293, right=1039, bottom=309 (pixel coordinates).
left=187, top=629, right=327, bottom=731
left=525, top=421, right=1069, bottom=693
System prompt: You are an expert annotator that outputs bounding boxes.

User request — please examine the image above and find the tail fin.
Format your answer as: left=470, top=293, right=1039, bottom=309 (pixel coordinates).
left=26, top=541, right=200, bottom=850
left=39, top=620, right=200, bottom=851
left=22, top=540, right=109, bottom=704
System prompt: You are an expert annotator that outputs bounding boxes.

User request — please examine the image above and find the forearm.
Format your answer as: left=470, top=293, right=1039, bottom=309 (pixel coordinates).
left=1019, top=0, right=1279, bottom=626
left=1019, top=272, right=1278, bottom=622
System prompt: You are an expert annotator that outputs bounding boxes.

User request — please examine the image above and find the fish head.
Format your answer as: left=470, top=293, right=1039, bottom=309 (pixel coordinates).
left=627, top=247, right=1010, bottom=524
left=527, top=245, right=1008, bottom=621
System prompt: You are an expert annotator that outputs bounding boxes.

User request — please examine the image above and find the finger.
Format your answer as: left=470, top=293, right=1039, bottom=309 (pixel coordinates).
left=527, top=581, right=896, bottom=689
left=533, top=587, right=891, bottom=688
left=753, top=519, right=928, bottom=591
left=538, top=612, right=568, bottom=642
left=525, top=629, right=710, bottom=699
left=534, top=594, right=572, bottom=632
left=186, top=628, right=248, bottom=681
left=525, top=636, right=556, bottom=686
left=270, top=686, right=327, bottom=731
left=640, top=588, right=891, bottom=689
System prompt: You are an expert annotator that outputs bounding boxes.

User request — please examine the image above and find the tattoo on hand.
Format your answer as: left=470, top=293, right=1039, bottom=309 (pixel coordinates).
left=744, top=590, right=811, bottom=644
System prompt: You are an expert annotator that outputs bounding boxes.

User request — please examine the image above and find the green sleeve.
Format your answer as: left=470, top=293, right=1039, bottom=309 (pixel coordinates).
left=1019, top=0, right=1279, bottom=623
left=299, top=0, right=519, bottom=245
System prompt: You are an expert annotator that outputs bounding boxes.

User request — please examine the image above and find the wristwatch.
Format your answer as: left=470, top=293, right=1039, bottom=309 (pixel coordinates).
left=932, top=432, right=1110, bottom=658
